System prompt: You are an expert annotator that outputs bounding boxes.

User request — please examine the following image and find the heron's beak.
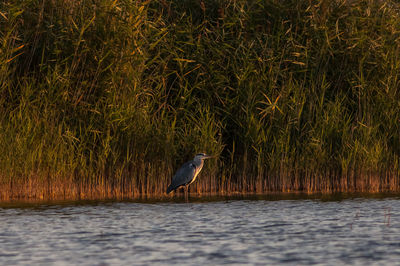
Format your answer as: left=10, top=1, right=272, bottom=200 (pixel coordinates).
left=204, top=155, right=215, bottom=159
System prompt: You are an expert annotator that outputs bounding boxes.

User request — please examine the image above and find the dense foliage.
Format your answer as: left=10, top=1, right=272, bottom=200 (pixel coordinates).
left=1, top=0, right=400, bottom=198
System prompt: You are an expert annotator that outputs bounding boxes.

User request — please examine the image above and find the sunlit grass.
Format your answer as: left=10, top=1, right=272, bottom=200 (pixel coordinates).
left=1, top=0, right=400, bottom=200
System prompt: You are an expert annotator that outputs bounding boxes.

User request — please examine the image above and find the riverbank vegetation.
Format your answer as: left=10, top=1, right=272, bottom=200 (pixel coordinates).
left=1, top=0, right=400, bottom=200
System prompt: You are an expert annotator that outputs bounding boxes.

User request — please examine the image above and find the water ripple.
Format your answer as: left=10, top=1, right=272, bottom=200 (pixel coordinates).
left=0, top=198, right=400, bottom=265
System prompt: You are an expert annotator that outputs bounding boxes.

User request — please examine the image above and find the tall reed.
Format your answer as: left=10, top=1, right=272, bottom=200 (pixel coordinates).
left=1, top=0, right=400, bottom=200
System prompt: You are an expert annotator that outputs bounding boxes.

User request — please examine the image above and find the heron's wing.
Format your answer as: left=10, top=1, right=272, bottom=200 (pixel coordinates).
left=167, top=161, right=196, bottom=192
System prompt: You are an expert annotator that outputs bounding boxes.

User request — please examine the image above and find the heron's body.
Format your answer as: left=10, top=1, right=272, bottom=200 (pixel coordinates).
left=167, top=153, right=212, bottom=194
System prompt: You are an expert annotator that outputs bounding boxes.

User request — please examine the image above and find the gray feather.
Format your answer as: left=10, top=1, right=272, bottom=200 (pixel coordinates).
left=167, top=161, right=196, bottom=193
left=166, top=153, right=211, bottom=194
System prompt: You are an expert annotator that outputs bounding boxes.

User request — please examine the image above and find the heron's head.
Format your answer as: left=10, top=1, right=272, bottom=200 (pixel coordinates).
left=195, top=153, right=214, bottom=160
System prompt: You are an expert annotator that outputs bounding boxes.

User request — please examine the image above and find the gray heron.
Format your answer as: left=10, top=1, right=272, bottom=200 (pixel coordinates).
left=167, top=153, right=214, bottom=194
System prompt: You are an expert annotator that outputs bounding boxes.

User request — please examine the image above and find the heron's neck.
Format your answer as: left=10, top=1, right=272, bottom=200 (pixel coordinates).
left=193, top=157, right=204, bottom=169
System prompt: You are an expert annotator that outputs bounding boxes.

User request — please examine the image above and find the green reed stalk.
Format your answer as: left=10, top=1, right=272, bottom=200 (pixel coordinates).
left=1, top=0, right=400, bottom=200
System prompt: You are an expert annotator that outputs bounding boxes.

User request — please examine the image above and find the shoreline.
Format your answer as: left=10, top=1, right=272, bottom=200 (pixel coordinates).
left=1, top=178, right=400, bottom=203
left=1, top=191, right=400, bottom=208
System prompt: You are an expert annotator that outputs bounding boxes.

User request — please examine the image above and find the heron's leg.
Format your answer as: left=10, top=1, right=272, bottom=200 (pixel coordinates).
left=185, top=184, right=189, bottom=202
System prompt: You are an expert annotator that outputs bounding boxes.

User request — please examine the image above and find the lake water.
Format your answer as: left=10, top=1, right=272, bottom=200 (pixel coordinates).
left=1, top=194, right=399, bottom=265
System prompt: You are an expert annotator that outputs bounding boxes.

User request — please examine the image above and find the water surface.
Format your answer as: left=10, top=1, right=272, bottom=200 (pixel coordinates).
left=1, top=195, right=399, bottom=265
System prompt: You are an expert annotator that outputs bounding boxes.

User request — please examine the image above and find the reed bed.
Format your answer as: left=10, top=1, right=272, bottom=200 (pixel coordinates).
left=1, top=0, right=400, bottom=200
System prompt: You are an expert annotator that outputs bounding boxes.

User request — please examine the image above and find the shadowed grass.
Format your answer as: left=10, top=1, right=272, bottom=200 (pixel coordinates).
left=1, top=0, right=400, bottom=200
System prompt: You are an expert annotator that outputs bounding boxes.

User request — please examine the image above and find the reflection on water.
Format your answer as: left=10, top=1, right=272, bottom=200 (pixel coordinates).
left=1, top=195, right=400, bottom=265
